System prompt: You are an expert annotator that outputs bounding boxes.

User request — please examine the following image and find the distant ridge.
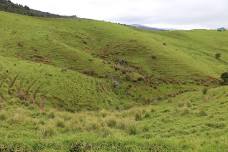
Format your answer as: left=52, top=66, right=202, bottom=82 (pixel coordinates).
left=131, top=24, right=169, bottom=31
left=0, top=0, right=76, bottom=18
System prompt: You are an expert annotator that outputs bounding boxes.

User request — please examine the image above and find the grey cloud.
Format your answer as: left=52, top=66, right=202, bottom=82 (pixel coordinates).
left=113, top=0, right=228, bottom=29
left=11, top=0, right=228, bottom=29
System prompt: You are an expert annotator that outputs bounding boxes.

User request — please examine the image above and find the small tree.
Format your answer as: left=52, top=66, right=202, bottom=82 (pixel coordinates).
left=221, top=72, right=228, bottom=85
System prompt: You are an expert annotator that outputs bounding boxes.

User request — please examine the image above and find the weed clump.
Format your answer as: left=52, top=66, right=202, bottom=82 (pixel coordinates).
left=127, top=125, right=138, bottom=135
left=215, top=53, right=221, bottom=60
left=117, top=121, right=127, bottom=130
left=0, top=113, right=6, bottom=121
left=144, top=112, right=150, bottom=118
left=143, top=125, right=150, bottom=132
left=151, top=108, right=155, bottom=113
left=41, top=126, right=55, bottom=137
left=70, top=142, right=92, bottom=152
left=202, top=88, right=208, bottom=95
left=206, top=122, right=226, bottom=129
left=56, top=120, right=65, bottom=128
left=198, top=110, right=208, bottom=117
left=106, top=119, right=117, bottom=128
left=135, top=112, right=143, bottom=121
left=221, top=72, right=228, bottom=85
left=39, top=120, right=45, bottom=125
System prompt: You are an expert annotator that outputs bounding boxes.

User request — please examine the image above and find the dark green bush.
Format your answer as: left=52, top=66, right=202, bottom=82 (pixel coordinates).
left=206, top=122, right=226, bottom=129
left=135, top=113, right=143, bottom=121
left=106, top=119, right=117, bottom=128
left=221, top=72, right=228, bottom=85
left=128, top=125, right=138, bottom=135
left=202, top=88, right=208, bottom=95
left=70, top=142, right=91, bottom=152
left=215, top=53, right=221, bottom=59
left=56, top=120, right=65, bottom=128
left=0, top=113, right=6, bottom=121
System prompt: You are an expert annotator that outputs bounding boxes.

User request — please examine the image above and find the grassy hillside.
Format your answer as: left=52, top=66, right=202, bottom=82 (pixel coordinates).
left=0, top=11, right=227, bottom=110
left=0, top=11, right=227, bottom=151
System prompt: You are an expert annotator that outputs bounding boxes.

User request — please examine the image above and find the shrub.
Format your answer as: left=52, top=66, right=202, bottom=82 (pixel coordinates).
left=82, top=69, right=97, bottom=76
left=106, top=119, right=117, bottom=128
left=135, top=113, right=143, bottom=121
left=70, top=142, right=92, bottom=152
left=221, top=72, right=228, bottom=85
left=202, top=88, right=208, bottom=95
left=117, top=121, right=126, bottom=130
left=151, top=108, right=155, bottom=113
left=206, top=122, right=226, bottom=129
left=144, top=112, right=150, bottom=118
left=0, top=113, right=6, bottom=121
left=39, top=120, right=45, bottom=125
left=215, top=53, right=221, bottom=60
left=151, top=55, right=157, bottom=59
left=217, top=27, right=226, bottom=32
left=143, top=125, right=150, bottom=132
left=100, top=111, right=107, bottom=118
left=127, top=125, right=138, bottom=135
left=56, top=120, right=65, bottom=128
left=89, top=122, right=100, bottom=130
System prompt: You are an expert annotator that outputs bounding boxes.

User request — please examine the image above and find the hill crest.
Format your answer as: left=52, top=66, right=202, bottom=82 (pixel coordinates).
left=0, top=0, right=76, bottom=18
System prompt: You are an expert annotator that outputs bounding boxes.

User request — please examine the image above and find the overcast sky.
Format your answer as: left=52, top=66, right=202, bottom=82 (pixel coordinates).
left=11, top=0, right=228, bottom=29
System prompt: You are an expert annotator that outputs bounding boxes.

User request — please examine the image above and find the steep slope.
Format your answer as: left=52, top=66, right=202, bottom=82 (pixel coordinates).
left=0, top=55, right=120, bottom=111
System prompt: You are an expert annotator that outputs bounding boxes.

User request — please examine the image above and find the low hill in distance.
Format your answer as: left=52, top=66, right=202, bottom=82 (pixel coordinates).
left=131, top=24, right=170, bottom=31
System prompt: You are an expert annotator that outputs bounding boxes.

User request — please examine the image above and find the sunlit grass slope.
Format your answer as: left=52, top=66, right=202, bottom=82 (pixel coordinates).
left=1, top=11, right=227, bottom=78
left=0, top=86, right=227, bottom=151
left=0, top=11, right=227, bottom=111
